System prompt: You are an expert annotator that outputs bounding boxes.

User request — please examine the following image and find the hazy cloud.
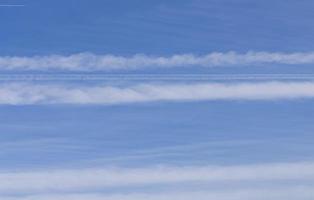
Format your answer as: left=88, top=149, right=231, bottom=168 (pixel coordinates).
left=1, top=82, right=314, bottom=105
left=1, top=162, right=314, bottom=193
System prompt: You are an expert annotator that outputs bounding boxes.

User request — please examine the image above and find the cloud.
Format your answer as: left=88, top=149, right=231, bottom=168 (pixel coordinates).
left=1, top=51, right=314, bottom=71
left=4, top=187, right=314, bottom=200
left=1, top=162, right=314, bottom=193
left=1, top=82, right=314, bottom=105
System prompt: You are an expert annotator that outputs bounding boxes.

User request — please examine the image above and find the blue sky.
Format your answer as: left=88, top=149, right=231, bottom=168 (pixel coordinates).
left=1, top=0, right=314, bottom=199
left=2, top=0, right=314, bottom=55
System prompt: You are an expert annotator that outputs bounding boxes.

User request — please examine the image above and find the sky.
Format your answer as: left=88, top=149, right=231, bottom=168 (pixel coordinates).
left=1, top=0, right=314, bottom=199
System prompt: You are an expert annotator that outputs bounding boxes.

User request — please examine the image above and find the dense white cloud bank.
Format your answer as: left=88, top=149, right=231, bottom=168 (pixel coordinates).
left=1, top=82, right=314, bottom=104
left=1, top=51, right=314, bottom=71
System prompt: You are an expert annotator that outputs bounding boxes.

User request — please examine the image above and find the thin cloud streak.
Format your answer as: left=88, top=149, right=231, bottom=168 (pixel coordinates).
left=1, top=82, right=314, bottom=105
left=0, top=4, right=25, bottom=7
left=4, top=187, right=314, bottom=200
left=1, top=51, right=314, bottom=71
left=1, top=74, right=314, bottom=81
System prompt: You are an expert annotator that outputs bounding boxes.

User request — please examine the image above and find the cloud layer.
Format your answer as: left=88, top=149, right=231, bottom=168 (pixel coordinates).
left=1, top=82, right=314, bottom=105
left=4, top=187, right=314, bottom=200
left=1, top=51, right=314, bottom=71
left=1, top=162, right=314, bottom=192
left=1, top=162, right=314, bottom=199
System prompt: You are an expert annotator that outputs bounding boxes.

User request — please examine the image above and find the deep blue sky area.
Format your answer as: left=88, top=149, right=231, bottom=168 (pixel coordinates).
left=2, top=0, right=314, bottom=55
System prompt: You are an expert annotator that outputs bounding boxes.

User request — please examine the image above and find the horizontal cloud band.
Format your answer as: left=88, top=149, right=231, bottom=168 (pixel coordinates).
left=4, top=187, right=314, bottom=200
left=1, top=162, right=314, bottom=193
left=1, top=82, right=314, bottom=104
left=1, top=51, right=314, bottom=71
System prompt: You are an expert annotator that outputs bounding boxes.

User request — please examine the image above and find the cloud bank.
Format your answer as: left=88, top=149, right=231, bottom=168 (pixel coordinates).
left=1, top=82, right=314, bottom=105
left=1, top=51, right=314, bottom=71
left=1, top=162, right=314, bottom=199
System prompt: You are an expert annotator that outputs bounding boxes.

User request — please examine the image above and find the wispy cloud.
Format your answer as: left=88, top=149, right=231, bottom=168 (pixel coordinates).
left=0, top=4, right=25, bottom=7
left=1, top=162, right=314, bottom=199
left=1, top=52, right=314, bottom=71
left=1, top=82, right=314, bottom=105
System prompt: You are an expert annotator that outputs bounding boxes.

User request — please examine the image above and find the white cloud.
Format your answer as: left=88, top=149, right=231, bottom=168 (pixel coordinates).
left=1, top=82, right=314, bottom=105
left=0, top=162, right=314, bottom=193
left=1, top=51, right=314, bottom=71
